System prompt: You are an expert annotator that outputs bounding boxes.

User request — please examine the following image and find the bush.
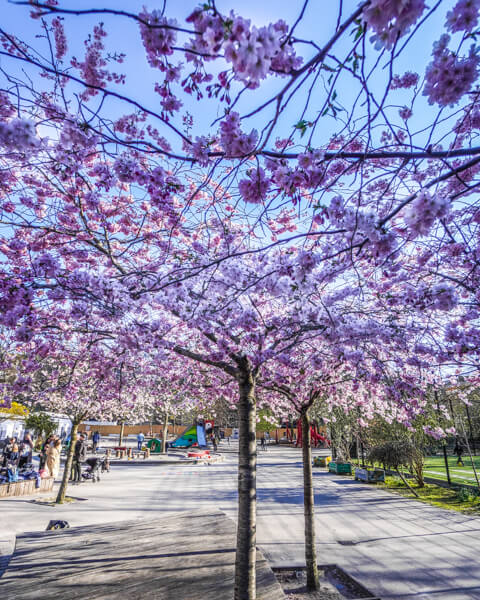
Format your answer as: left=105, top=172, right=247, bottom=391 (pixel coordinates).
left=456, top=487, right=479, bottom=503
left=368, top=440, right=425, bottom=487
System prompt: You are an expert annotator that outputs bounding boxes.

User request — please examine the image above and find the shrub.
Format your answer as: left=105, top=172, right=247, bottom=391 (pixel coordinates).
left=368, top=440, right=425, bottom=487
left=456, top=487, right=479, bottom=503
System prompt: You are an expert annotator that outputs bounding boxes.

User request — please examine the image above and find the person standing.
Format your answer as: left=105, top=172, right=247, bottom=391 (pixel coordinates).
left=137, top=432, right=145, bottom=451
left=71, top=434, right=87, bottom=482
left=22, top=431, right=34, bottom=462
left=260, top=436, right=267, bottom=451
left=39, top=434, right=54, bottom=471
left=46, top=438, right=62, bottom=479
left=454, top=440, right=465, bottom=466
left=92, top=431, right=101, bottom=453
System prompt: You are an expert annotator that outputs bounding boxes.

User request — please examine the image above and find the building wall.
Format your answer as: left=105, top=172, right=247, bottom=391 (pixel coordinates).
left=77, top=424, right=326, bottom=440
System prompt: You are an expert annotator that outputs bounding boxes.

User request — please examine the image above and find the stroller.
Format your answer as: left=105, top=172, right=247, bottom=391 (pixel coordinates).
left=82, top=457, right=107, bottom=482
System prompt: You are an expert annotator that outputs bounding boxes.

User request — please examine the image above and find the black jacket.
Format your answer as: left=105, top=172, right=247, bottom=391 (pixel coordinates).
left=74, top=439, right=87, bottom=462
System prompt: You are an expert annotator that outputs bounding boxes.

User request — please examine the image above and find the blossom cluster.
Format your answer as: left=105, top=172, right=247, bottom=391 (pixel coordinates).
left=363, top=0, right=426, bottom=49
left=219, top=111, right=258, bottom=157
left=403, top=190, right=449, bottom=237
left=424, top=34, right=479, bottom=106
left=446, top=0, right=480, bottom=33
left=238, top=168, right=270, bottom=203
left=390, top=71, right=419, bottom=89
left=139, top=10, right=177, bottom=66
left=52, top=17, right=67, bottom=60
left=187, top=9, right=302, bottom=88
left=0, top=118, right=40, bottom=153
left=71, top=24, right=125, bottom=100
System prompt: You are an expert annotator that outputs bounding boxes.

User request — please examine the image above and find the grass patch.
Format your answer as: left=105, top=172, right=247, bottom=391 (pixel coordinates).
left=379, top=475, right=480, bottom=514
left=423, top=455, right=480, bottom=486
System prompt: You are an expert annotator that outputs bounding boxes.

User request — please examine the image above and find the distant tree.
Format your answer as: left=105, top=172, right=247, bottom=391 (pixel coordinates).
left=24, top=411, right=56, bottom=440
left=368, top=441, right=424, bottom=495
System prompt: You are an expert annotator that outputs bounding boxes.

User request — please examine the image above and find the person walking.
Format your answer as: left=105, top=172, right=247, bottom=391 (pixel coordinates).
left=454, top=440, right=465, bottom=466
left=71, top=433, right=87, bottom=482
left=137, top=432, right=145, bottom=451
left=46, top=438, right=62, bottom=478
left=260, top=436, right=267, bottom=451
left=92, top=431, right=101, bottom=453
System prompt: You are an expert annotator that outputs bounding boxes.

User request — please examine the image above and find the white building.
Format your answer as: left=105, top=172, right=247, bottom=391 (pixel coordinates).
left=0, top=412, right=72, bottom=441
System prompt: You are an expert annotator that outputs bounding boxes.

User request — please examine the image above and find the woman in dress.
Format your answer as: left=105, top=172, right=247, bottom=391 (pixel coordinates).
left=46, top=438, right=62, bottom=478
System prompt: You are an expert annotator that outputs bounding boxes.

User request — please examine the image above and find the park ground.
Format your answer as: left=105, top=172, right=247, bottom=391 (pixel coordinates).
left=423, top=454, right=480, bottom=486
left=2, top=444, right=480, bottom=600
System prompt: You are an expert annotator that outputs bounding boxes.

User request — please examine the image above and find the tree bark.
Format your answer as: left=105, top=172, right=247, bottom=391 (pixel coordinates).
left=301, top=409, right=319, bottom=590
left=119, top=421, right=125, bottom=446
left=162, top=412, right=169, bottom=453
left=396, top=468, right=420, bottom=498
left=234, top=367, right=257, bottom=600
left=56, top=420, right=78, bottom=504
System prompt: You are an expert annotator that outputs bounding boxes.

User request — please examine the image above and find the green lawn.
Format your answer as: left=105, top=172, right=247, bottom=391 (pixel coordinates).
left=424, top=455, right=480, bottom=486
left=380, top=476, right=480, bottom=514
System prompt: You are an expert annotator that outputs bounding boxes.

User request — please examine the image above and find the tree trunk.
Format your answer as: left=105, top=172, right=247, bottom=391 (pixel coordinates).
left=301, top=409, right=319, bottom=590
left=234, top=368, right=257, bottom=600
left=56, top=421, right=78, bottom=504
left=119, top=421, right=125, bottom=446
left=162, top=413, right=169, bottom=453
left=395, top=468, right=420, bottom=498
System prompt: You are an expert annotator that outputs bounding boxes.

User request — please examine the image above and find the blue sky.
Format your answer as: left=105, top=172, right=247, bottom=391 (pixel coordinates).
left=0, top=0, right=458, bottom=154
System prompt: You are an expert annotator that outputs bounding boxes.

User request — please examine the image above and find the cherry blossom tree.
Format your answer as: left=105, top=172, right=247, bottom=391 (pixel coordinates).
left=1, top=2, right=480, bottom=599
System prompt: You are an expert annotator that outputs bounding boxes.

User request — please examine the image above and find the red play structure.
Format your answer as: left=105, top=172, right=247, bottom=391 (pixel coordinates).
left=285, top=421, right=330, bottom=447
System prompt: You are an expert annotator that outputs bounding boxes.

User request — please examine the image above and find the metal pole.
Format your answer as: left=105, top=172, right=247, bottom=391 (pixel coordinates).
left=465, top=403, right=476, bottom=455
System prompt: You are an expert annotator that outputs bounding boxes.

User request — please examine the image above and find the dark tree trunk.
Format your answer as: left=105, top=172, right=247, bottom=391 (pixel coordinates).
left=301, top=409, right=319, bottom=590
left=119, top=421, right=125, bottom=446
left=56, top=421, right=78, bottom=504
left=234, top=367, right=257, bottom=600
left=162, top=413, right=169, bottom=453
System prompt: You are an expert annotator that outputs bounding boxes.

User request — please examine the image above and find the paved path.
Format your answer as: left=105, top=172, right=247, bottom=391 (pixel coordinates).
left=2, top=445, right=480, bottom=599
left=0, top=512, right=283, bottom=600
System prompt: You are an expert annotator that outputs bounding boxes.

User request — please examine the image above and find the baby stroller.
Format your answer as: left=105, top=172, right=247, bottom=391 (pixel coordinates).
left=82, top=457, right=104, bottom=482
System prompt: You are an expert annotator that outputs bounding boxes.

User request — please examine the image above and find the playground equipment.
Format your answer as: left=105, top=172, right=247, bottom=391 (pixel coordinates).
left=146, top=438, right=163, bottom=454
left=285, top=421, right=330, bottom=448
left=170, top=421, right=208, bottom=448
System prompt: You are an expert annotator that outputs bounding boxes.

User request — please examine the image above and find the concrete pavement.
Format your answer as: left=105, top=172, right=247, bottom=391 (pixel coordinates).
left=1, top=444, right=480, bottom=599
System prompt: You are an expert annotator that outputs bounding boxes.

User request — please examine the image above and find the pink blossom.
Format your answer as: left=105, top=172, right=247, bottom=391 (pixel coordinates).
left=424, top=34, right=479, bottom=106
left=399, top=106, right=412, bottom=120
left=363, top=0, right=426, bottom=49
left=219, top=111, right=258, bottom=157
left=52, top=17, right=67, bottom=60
left=0, top=118, right=40, bottom=152
left=238, top=168, right=270, bottom=203
left=71, top=24, right=125, bottom=100
left=423, top=425, right=446, bottom=440
left=403, top=190, right=449, bottom=237
left=446, top=0, right=480, bottom=33
left=191, top=136, right=211, bottom=166
left=391, top=72, right=419, bottom=89
left=139, top=10, right=177, bottom=66
left=187, top=9, right=301, bottom=88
